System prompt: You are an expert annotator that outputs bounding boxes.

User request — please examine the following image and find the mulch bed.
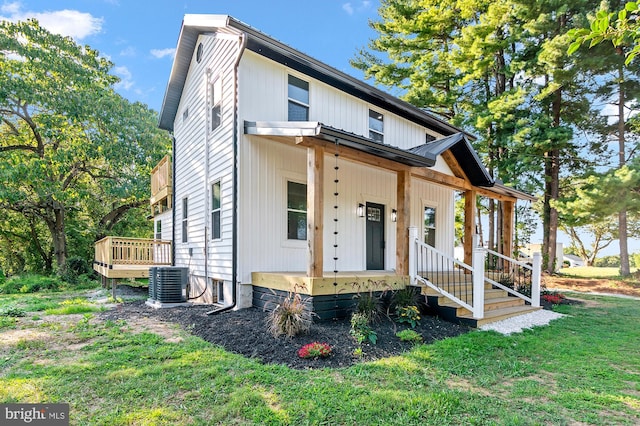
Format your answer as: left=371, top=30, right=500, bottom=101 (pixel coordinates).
left=99, top=285, right=572, bottom=370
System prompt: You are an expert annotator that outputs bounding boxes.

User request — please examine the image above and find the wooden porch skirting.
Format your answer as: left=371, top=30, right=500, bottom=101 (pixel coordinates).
left=251, top=272, right=409, bottom=321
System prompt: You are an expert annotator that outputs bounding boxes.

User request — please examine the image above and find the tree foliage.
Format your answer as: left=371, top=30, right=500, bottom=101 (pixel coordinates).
left=355, top=0, right=607, bottom=272
left=0, top=19, right=171, bottom=274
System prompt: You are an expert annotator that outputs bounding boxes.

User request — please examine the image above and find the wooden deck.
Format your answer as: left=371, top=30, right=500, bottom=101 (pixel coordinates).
left=93, top=236, right=171, bottom=279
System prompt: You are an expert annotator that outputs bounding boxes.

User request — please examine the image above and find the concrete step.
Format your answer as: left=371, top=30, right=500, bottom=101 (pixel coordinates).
left=457, top=305, right=542, bottom=327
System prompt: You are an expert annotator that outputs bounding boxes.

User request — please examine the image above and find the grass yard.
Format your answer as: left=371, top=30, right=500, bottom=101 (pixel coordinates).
left=559, top=266, right=638, bottom=279
left=1, top=288, right=639, bottom=425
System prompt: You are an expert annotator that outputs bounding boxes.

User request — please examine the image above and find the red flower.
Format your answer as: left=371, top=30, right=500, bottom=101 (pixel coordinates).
left=298, top=342, right=332, bottom=359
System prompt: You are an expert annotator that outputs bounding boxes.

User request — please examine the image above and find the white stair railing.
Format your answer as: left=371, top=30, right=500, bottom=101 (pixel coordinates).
left=484, top=248, right=541, bottom=307
left=409, top=227, right=486, bottom=319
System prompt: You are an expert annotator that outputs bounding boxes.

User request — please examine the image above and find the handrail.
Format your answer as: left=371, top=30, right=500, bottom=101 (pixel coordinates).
left=414, top=239, right=476, bottom=314
left=94, top=236, right=172, bottom=267
left=484, top=247, right=540, bottom=307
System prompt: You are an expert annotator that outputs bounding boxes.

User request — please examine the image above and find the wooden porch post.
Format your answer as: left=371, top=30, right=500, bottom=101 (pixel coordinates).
left=307, top=145, right=324, bottom=277
left=463, top=189, right=477, bottom=266
left=502, top=200, right=514, bottom=258
left=396, top=169, right=411, bottom=275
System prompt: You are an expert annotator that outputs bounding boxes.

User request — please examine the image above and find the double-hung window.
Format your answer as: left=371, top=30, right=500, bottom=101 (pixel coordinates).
left=211, top=181, right=221, bottom=240
left=424, top=206, right=436, bottom=247
left=182, top=198, right=188, bottom=243
left=287, top=181, right=307, bottom=240
left=155, top=220, right=162, bottom=240
left=210, top=77, right=222, bottom=132
left=288, top=75, right=309, bottom=121
left=369, top=109, right=384, bottom=142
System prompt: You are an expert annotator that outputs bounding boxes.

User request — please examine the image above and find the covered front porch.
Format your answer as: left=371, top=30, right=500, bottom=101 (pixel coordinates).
left=245, top=121, right=538, bottom=325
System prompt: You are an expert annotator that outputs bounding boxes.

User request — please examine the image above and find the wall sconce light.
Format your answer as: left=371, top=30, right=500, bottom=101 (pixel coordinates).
left=391, top=209, right=397, bottom=222
left=357, top=203, right=365, bottom=217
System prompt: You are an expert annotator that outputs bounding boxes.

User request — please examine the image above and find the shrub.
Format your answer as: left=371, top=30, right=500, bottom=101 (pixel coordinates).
left=390, top=287, right=421, bottom=311
left=0, top=305, right=26, bottom=317
left=265, top=291, right=312, bottom=337
left=59, top=256, right=93, bottom=285
left=354, top=291, right=383, bottom=324
left=396, top=305, right=421, bottom=328
left=396, top=329, right=423, bottom=343
left=542, top=292, right=565, bottom=305
left=0, top=274, right=60, bottom=294
left=350, top=312, right=377, bottom=345
left=297, top=342, right=332, bottom=359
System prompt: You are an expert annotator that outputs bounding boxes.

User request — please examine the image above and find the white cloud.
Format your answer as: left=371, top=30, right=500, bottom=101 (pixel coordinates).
left=113, top=65, right=133, bottom=90
left=150, top=48, right=176, bottom=59
left=119, top=46, right=136, bottom=57
left=1, top=1, right=20, bottom=14
left=342, top=1, right=371, bottom=15
left=0, top=2, right=103, bottom=40
left=342, top=2, right=354, bottom=15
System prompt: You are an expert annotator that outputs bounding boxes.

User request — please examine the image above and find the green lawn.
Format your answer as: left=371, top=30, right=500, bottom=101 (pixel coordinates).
left=560, top=266, right=638, bottom=279
left=1, top=290, right=639, bottom=425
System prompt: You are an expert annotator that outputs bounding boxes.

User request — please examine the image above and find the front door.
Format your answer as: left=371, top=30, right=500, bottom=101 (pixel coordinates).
left=366, top=202, right=385, bottom=270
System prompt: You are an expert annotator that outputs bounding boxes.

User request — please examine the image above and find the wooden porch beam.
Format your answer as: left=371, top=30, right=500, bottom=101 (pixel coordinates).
left=463, top=190, right=476, bottom=266
left=307, top=145, right=324, bottom=277
left=276, top=135, right=521, bottom=201
left=502, top=199, right=514, bottom=258
left=396, top=169, right=411, bottom=275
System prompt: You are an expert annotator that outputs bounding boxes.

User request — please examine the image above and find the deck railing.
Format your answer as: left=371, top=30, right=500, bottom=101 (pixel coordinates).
left=485, top=248, right=541, bottom=307
left=151, top=155, right=171, bottom=198
left=94, top=236, right=171, bottom=267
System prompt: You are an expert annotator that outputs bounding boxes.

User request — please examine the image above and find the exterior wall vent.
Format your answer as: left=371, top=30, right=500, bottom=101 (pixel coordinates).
left=148, top=266, right=188, bottom=303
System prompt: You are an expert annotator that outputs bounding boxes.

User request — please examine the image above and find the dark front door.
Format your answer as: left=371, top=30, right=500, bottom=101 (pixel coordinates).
left=366, top=202, right=385, bottom=270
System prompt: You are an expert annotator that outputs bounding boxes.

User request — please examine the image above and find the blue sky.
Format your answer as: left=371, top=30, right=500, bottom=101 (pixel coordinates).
left=2, top=0, right=635, bottom=258
left=0, top=0, right=380, bottom=112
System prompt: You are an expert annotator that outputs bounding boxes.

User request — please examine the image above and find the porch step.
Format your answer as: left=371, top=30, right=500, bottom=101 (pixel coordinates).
left=420, top=282, right=540, bottom=328
left=439, top=295, right=526, bottom=317
left=422, top=286, right=507, bottom=300
left=457, top=305, right=542, bottom=327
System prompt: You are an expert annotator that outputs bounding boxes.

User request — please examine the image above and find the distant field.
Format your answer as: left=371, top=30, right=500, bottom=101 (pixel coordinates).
left=560, top=266, right=637, bottom=279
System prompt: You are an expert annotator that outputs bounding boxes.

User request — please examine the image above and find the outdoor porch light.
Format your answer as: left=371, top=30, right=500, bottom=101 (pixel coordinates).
left=391, top=209, right=397, bottom=222
left=357, top=203, right=365, bottom=217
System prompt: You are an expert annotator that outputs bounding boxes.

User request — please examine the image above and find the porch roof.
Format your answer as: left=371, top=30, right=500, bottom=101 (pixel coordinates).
left=244, top=120, right=436, bottom=168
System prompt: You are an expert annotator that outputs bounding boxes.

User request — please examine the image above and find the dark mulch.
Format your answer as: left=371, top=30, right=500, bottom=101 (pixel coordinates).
left=98, top=286, right=470, bottom=369
left=99, top=285, right=575, bottom=370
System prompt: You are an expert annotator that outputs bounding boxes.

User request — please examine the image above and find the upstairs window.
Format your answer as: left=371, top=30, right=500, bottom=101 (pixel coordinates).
left=424, top=206, right=436, bottom=247
left=210, top=77, right=222, bottom=132
left=287, top=181, right=307, bottom=240
left=288, top=75, right=309, bottom=121
left=182, top=198, right=188, bottom=243
left=211, top=181, right=221, bottom=240
left=369, top=109, right=384, bottom=143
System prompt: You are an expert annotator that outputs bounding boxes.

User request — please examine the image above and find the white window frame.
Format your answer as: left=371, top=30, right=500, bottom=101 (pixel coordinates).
left=423, top=204, right=437, bottom=247
left=287, top=74, right=309, bottom=121
left=211, top=180, right=221, bottom=240
left=369, top=109, right=384, bottom=142
left=155, top=220, right=162, bottom=240
left=181, top=197, right=188, bottom=244
left=286, top=179, right=307, bottom=242
left=209, top=76, right=222, bottom=133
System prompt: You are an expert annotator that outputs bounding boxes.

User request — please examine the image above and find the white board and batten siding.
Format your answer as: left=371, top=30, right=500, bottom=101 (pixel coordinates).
left=172, top=33, right=238, bottom=302
left=236, top=51, right=456, bottom=286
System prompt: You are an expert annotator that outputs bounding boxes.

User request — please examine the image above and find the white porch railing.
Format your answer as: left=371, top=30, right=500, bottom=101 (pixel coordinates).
left=408, top=226, right=541, bottom=319
left=409, top=227, right=486, bottom=318
left=484, top=248, right=541, bottom=308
